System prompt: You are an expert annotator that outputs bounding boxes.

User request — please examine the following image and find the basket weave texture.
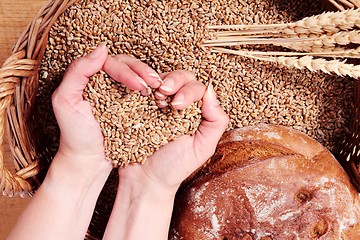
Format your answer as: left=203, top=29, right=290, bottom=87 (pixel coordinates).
left=0, top=0, right=359, bottom=232
left=0, top=0, right=79, bottom=197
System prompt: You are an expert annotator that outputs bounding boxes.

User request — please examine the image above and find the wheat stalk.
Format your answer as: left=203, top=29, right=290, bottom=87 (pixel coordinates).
left=204, top=35, right=350, bottom=52
left=211, top=47, right=360, bottom=78
left=205, top=26, right=360, bottom=54
left=210, top=47, right=360, bottom=58
left=208, top=9, right=360, bottom=36
left=329, top=0, right=352, bottom=10
left=204, top=31, right=359, bottom=54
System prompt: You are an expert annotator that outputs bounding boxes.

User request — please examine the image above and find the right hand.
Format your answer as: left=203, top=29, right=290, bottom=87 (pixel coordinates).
left=103, top=53, right=229, bottom=193
left=103, top=53, right=229, bottom=240
left=118, top=71, right=229, bottom=193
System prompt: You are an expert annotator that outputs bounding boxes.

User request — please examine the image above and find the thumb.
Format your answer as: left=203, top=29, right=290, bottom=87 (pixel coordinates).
left=56, top=43, right=108, bottom=100
left=193, top=83, right=229, bottom=160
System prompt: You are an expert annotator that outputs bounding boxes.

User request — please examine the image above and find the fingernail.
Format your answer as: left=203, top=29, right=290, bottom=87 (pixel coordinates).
left=137, top=78, right=148, bottom=88
left=138, top=77, right=151, bottom=96
left=141, top=87, right=151, bottom=96
left=158, top=100, right=168, bottom=107
left=171, top=93, right=184, bottom=106
left=146, top=70, right=163, bottom=84
left=207, top=84, right=220, bottom=106
left=89, top=43, right=106, bottom=59
left=147, top=71, right=161, bottom=81
left=160, top=78, right=174, bottom=92
left=155, top=91, right=166, bottom=99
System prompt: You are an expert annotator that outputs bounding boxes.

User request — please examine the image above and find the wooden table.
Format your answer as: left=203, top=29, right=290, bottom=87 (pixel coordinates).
left=0, top=0, right=47, bottom=238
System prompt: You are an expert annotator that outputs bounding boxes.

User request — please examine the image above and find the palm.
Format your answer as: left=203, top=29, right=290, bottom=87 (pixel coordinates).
left=123, top=135, right=198, bottom=190
left=56, top=99, right=104, bottom=157
left=119, top=107, right=228, bottom=192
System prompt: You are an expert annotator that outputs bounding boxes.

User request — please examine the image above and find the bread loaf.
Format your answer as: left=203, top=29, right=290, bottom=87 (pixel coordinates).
left=169, top=124, right=360, bottom=239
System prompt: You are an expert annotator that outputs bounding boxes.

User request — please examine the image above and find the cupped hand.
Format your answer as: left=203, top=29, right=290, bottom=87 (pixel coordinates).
left=142, top=75, right=229, bottom=191
left=52, top=44, right=112, bottom=178
left=102, top=53, right=229, bottom=193
left=111, top=69, right=230, bottom=194
left=51, top=45, right=165, bottom=177
left=102, top=54, right=229, bottom=240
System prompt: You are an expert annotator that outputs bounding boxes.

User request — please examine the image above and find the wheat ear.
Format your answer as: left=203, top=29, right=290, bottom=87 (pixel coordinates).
left=211, top=47, right=360, bottom=78
left=275, top=30, right=360, bottom=52
left=274, top=56, right=360, bottom=78
left=205, top=29, right=360, bottom=53
left=208, top=9, right=360, bottom=36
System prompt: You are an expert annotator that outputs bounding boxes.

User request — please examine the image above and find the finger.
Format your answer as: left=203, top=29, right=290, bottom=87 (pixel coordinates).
left=103, top=55, right=150, bottom=93
left=155, top=81, right=205, bottom=108
left=170, top=81, right=205, bottom=110
left=156, top=99, right=169, bottom=108
left=114, top=55, right=163, bottom=88
left=158, top=70, right=196, bottom=96
left=56, top=43, right=108, bottom=100
left=154, top=91, right=168, bottom=100
left=154, top=73, right=169, bottom=100
left=193, top=84, right=229, bottom=159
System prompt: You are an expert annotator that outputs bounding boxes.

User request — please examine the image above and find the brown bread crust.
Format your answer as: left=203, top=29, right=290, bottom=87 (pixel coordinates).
left=170, top=124, right=360, bottom=240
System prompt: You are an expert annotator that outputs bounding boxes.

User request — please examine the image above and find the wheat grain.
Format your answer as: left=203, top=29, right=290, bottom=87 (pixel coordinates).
left=38, top=0, right=352, bottom=168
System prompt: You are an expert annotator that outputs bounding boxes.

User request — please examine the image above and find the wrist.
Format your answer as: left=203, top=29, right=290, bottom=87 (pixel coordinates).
left=13, top=153, right=112, bottom=240
left=55, top=149, right=111, bottom=180
left=119, top=170, right=177, bottom=198
left=104, top=172, right=177, bottom=240
left=42, top=152, right=112, bottom=201
left=109, top=189, right=175, bottom=240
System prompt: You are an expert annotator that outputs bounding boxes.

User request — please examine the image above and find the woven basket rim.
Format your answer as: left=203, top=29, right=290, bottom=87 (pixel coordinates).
left=0, top=0, right=76, bottom=197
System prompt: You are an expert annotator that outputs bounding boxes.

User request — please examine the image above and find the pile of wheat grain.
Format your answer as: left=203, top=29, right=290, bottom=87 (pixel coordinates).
left=83, top=73, right=201, bottom=166
left=38, top=0, right=353, bottom=167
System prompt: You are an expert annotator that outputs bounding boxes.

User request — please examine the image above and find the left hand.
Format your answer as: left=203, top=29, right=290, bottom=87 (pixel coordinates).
left=52, top=44, right=112, bottom=177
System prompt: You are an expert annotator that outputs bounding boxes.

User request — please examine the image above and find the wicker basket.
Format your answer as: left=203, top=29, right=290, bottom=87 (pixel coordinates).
left=0, top=0, right=359, bottom=238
